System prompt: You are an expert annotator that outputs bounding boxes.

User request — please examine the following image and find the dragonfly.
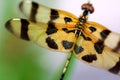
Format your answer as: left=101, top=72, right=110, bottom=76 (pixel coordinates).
left=5, top=0, right=120, bottom=79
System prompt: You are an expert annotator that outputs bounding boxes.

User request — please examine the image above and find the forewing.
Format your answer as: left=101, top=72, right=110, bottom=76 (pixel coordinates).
left=19, top=0, right=78, bottom=25
left=5, top=18, right=77, bottom=52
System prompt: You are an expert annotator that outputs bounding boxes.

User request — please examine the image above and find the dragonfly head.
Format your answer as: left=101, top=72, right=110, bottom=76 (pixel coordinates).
left=78, top=2, right=94, bottom=24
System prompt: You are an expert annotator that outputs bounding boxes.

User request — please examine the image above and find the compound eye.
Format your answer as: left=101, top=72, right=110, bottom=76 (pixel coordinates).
left=81, top=3, right=94, bottom=14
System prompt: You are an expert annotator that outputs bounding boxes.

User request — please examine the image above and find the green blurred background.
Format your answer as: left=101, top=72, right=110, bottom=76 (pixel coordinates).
left=0, top=0, right=76, bottom=80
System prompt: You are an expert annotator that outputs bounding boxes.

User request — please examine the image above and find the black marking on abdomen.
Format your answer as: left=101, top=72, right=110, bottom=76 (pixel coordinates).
left=62, top=40, right=73, bottom=49
left=109, top=58, right=120, bottom=74
left=50, top=9, right=59, bottom=20
left=21, top=19, right=30, bottom=40
left=30, top=2, right=39, bottom=22
left=46, top=37, right=58, bottom=49
left=64, top=17, right=72, bottom=23
left=75, top=30, right=81, bottom=37
left=89, top=26, right=96, bottom=33
left=46, top=22, right=58, bottom=35
left=100, top=29, right=111, bottom=40
left=94, top=40, right=104, bottom=54
left=74, top=44, right=84, bottom=54
left=82, top=54, right=97, bottom=63
left=62, top=28, right=75, bottom=33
